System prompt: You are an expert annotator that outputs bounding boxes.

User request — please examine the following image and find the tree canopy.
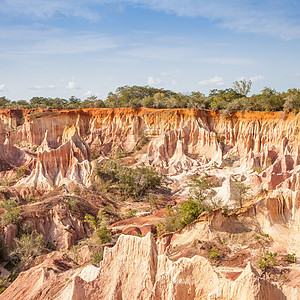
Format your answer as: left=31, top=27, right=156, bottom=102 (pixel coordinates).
left=0, top=81, right=299, bottom=113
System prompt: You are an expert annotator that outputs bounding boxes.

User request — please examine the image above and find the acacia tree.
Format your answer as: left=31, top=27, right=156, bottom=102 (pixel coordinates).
left=255, top=234, right=277, bottom=280
left=232, top=79, right=252, bottom=96
left=233, top=179, right=250, bottom=208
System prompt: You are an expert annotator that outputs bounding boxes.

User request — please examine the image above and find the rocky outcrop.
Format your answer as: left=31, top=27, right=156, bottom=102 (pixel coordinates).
left=1, top=234, right=299, bottom=300
left=0, top=108, right=298, bottom=191
left=16, top=126, right=92, bottom=195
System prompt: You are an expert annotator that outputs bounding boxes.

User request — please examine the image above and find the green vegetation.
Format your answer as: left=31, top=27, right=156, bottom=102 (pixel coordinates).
left=121, top=209, right=137, bottom=220
left=85, top=208, right=112, bottom=244
left=10, top=230, right=45, bottom=264
left=208, top=246, right=221, bottom=260
left=255, top=233, right=277, bottom=279
left=95, top=160, right=163, bottom=200
left=0, top=198, right=21, bottom=226
left=0, top=82, right=300, bottom=112
left=232, top=179, right=250, bottom=208
left=285, top=253, right=296, bottom=263
left=158, top=175, right=215, bottom=234
left=65, top=196, right=79, bottom=211
left=92, top=248, right=104, bottom=264
left=258, top=251, right=277, bottom=279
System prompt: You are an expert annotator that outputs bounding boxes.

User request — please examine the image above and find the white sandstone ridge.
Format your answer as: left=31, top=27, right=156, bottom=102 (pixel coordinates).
left=16, top=126, right=92, bottom=195
left=1, top=233, right=299, bottom=300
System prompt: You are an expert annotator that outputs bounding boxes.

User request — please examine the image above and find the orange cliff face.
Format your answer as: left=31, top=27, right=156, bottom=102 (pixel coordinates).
left=0, top=108, right=299, bottom=188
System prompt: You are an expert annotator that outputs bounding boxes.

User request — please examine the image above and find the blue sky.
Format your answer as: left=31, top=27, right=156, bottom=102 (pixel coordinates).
left=0, top=0, right=300, bottom=100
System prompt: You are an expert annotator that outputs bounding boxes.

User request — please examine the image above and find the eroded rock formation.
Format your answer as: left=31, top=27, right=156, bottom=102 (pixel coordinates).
left=0, top=108, right=299, bottom=299
left=1, top=234, right=299, bottom=300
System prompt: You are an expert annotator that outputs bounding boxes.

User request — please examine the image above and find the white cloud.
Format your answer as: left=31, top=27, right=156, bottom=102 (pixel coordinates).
left=0, top=0, right=100, bottom=22
left=66, top=81, right=79, bottom=89
left=198, top=76, right=224, bottom=86
left=84, top=90, right=94, bottom=96
left=0, top=26, right=119, bottom=58
left=125, top=0, right=300, bottom=40
left=30, top=84, right=56, bottom=90
left=0, top=84, right=5, bottom=90
left=147, top=76, right=161, bottom=85
left=0, top=1, right=299, bottom=39
left=250, top=75, right=264, bottom=82
left=204, top=57, right=253, bottom=65
left=160, top=69, right=181, bottom=76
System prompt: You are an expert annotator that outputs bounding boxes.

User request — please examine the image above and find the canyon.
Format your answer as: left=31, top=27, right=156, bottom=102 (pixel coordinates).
left=0, top=107, right=299, bottom=299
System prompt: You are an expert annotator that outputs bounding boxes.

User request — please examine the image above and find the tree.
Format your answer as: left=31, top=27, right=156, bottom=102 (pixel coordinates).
left=0, top=97, right=11, bottom=108
left=257, top=87, right=284, bottom=111
left=189, top=174, right=215, bottom=208
left=255, top=234, right=277, bottom=280
left=233, top=79, right=252, bottom=96
left=85, top=208, right=111, bottom=244
left=68, top=96, right=81, bottom=109
left=233, top=179, right=249, bottom=208
left=11, top=231, right=45, bottom=264
left=0, top=198, right=21, bottom=225
left=283, top=89, right=300, bottom=113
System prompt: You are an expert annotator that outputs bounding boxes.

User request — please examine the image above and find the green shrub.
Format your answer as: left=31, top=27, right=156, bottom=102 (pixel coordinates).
left=85, top=208, right=111, bottom=244
left=92, top=248, right=104, bottom=264
left=208, top=247, right=221, bottom=260
left=135, top=133, right=149, bottom=150
left=95, top=161, right=163, bottom=200
left=0, top=286, right=7, bottom=294
left=0, top=198, right=21, bottom=225
left=285, top=253, right=296, bottom=263
left=15, top=168, right=26, bottom=180
left=258, top=251, right=277, bottom=278
left=66, top=197, right=79, bottom=211
left=159, top=199, right=206, bottom=233
left=11, top=231, right=45, bottom=264
left=91, top=153, right=99, bottom=160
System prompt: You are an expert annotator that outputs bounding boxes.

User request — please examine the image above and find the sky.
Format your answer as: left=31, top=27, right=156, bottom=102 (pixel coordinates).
left=0, top=0, right=300, bottom=101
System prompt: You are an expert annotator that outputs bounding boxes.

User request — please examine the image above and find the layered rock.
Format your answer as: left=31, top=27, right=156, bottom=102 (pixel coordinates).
left=16, top=126, right=92, bottom=195
left=1, top=234, right=299, bottom=300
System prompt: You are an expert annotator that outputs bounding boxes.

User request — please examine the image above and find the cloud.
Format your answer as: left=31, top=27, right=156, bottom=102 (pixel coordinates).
left=0, top=26, right=119, bottom=58
left=250, top=75, right=264, bottom=82
left=147, top=76, right=161, bottom=85
left=125, top=0, right=300, bottom=40
left=84, top=90, right=94, bottom=96
left=66, top=81, right=80, bottom=89
left=119, top=46, right=197, bottom=61
left=0, top=0, right=100, bottom=22
left=198, top=76, right=224, bottom=86
left=204, top=57, right=253, bottom=65
left=0, top=84, right=5, bottom=90
left=160, top=69, right=181, bottom=76
left=30, top=84, right=56, bottom=90
left=1, top=1, right=300, bottom=39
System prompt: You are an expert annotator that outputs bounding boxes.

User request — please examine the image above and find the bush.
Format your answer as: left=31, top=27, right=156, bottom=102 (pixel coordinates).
left=159, top=199, right=206, bottom=233
left=66, top=196, right=79, bottom=211
left=208, top=247, right=221, bottom=260
left=85, top=208, right=111, bottom=244
left=0, top=198, right=21, bottom=225
left=285, top=253, right=296, bottom=263
left=258, top=251, right=277, bottom=278
left=96, top=161, right=163, bottom=199
left=92, top=248, right=104, bottom=264
left=11, top=231, right=45, bottom=264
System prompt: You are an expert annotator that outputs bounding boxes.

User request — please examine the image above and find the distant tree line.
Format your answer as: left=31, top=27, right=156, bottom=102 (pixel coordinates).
left=0, top=81, right=299, bottom=113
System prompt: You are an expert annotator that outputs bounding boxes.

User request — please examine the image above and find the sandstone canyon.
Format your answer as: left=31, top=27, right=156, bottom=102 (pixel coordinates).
left=0, top=107, right=298, bottom=299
